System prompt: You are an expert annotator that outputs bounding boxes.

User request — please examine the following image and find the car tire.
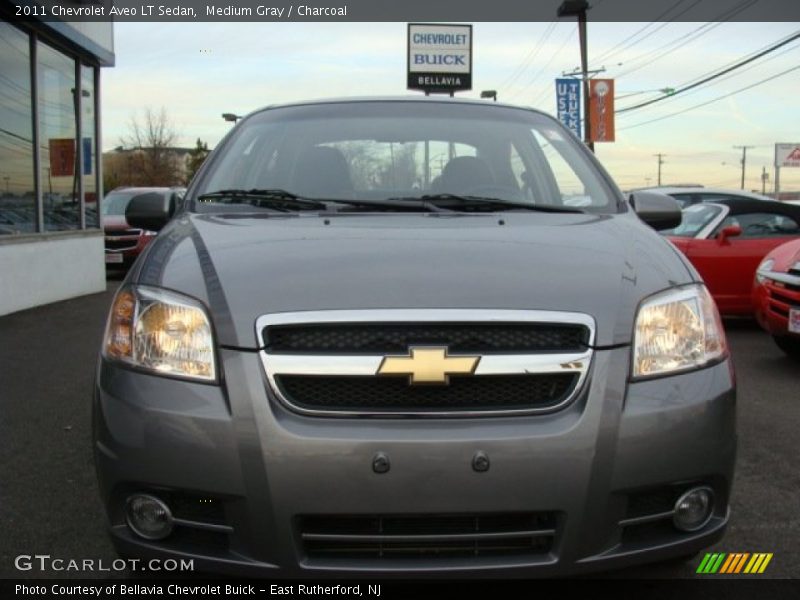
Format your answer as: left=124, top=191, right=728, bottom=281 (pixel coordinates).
left=773, top=335, right=800, bottom=359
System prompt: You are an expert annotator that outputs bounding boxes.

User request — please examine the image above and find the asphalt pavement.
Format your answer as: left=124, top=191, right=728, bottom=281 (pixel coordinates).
left=0, top=277, right=797, bottom=579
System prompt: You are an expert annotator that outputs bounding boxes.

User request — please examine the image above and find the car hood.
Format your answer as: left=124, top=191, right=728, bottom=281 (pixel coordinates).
left=131, top=212, right=694, bottom=348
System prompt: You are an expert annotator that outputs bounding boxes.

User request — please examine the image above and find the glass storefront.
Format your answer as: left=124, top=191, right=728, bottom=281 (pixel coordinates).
left=39, top=40, right=78, bottom=231
left=0, top=20, right=101, bottom=236
left=82, top=64, right=98, bottom=228
left=0, top=22, right=35, bottom=234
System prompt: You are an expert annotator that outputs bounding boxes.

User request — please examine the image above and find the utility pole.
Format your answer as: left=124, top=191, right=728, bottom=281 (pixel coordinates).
left=761, top=166, right=769, bottom=195
left=654, top=153, right=666, bottom=186
left=557, top=0, right=594, bottom=152
left=733, top=145, right=755, bottom=190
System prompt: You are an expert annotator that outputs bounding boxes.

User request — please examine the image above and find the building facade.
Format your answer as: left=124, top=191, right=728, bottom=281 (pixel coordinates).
left=0, top=5, right=114, bottom=315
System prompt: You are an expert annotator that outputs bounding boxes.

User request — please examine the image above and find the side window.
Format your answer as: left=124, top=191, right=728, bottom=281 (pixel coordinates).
left=715, top=212, right=800, bottom=238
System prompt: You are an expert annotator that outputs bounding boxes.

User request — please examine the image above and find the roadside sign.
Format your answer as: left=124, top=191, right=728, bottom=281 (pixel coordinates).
left=775, top=143, right=800, bottom=168
left=555, top=78, right=581, bottom=139
left=49, top=138, right=75, bottom=177
left=83, top=137, right=93, bottom=175
left=589, top=79, right=615, bottom=142
left=407, top=23, right=472, bottom=94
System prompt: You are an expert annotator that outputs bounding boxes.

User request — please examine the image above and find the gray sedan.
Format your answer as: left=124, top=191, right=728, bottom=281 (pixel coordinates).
left=93, top=97, right=735, bottom=577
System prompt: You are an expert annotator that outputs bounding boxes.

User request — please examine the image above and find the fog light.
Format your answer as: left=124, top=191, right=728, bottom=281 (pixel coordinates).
left=673, top=487, right=714, bottom=532
left=125, top=494, right=174, bottom=540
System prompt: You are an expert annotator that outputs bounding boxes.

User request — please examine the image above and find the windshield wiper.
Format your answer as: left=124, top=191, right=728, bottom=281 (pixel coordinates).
left=392, top=194, right=587, bottom=213
left=197, top=189, right=328, bottom=211
left=197, top=189, right=448, bottom=213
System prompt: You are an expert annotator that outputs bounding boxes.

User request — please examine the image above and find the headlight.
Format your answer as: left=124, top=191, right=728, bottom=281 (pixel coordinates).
left=103, top=286, right=216, bottom=382
left=755, top=258, right=774, bottom=284
left=633, top=284, right=727, bottom=379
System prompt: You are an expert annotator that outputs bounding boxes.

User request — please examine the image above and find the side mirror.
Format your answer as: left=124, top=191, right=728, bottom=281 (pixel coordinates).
left=717, top=224, right=742, bottom=244
left=125, top=192, right=175, bottom=232
left=629, top=191, right=682, bottom=230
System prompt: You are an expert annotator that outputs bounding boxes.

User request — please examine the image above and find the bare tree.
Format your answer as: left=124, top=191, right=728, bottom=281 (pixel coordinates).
left=120, top=107, right=182, bottom=186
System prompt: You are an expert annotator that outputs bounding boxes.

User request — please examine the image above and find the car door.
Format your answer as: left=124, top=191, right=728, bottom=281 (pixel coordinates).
left=686, top=211, right=800, bottom=314
left=686, top=211, right=800, bottom=315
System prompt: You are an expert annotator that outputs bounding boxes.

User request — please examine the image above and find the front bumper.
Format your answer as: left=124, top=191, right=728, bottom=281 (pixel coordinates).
left=93, top=346, right=736, bottom=577
left=754, top=277, right=800, bottom=338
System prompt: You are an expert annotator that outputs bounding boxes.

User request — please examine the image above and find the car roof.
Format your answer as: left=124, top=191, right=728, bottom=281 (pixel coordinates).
left=703, top=198, right=800, bottom=217
left=247, top=95, right=547, bottom=118
left=638, top=186, right=774, bottom=201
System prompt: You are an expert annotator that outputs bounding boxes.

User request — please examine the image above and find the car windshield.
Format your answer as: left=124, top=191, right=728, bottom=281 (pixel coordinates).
left=193, top=101, right=619, bottom=213
left=102, top=191, right=137, bottom=216
left=661, top=203, right=724, bottom=237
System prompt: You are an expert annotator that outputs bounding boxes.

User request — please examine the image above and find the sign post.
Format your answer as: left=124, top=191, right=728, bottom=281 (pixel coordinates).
left=555, top=78, right=581, bottom=139
left=407, top=23, right=472, bottom=95
left=774, top=143, right=800, bottom=199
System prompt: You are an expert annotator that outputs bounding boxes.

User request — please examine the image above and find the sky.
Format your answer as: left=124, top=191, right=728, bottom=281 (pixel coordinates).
left=102, top=21, right=800, bottom=193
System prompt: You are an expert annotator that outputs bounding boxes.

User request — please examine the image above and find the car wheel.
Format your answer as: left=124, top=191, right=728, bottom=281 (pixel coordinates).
left=773, top=335, right=800, bottom=359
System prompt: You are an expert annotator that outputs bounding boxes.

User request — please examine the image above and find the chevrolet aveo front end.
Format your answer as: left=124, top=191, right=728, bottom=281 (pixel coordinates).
left=93, top=98, right=736, bottom=576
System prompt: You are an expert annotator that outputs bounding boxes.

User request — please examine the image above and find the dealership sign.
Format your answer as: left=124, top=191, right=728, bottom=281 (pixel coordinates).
left=555, top=78, right=581, bottom=139
left=775, top=143, right=800, bottom=168
left=407, top=23, right=472, bottom=93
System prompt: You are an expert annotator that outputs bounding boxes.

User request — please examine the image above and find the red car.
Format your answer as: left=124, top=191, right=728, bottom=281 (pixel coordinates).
left=663, top=198, right=800, bottom=315
left=753, top=238, right=800, bottom=358
left=102, top=187, right=185, bottom=267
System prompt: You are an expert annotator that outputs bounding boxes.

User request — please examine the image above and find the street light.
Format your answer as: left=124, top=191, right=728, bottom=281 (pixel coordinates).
left=222, top=113, right=242, bottom=123
left=557, top=0, right=592, bottom=151
left=480, top=90, right=498, bottom=102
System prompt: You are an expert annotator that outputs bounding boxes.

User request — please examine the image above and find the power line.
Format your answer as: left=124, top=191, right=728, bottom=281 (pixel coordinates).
left=592, top=0, right=701, bottom=66
left=609, top=0, right=760, bottom=80
left=619, top=64, right=800, bottom=131
left=508, top=24, right=577, bottom=104
left=498, top=22, right=557, bottom=90
left=616, top=31, right=800, bottom=114
left=616, top=38, right=800, bottom=115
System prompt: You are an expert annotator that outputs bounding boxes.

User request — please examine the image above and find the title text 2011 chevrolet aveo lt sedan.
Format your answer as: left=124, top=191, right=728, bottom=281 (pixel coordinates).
left=94, top=98, right=736, bottom=577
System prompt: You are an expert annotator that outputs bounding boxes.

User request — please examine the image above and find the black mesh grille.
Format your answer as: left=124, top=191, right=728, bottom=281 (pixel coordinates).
left=264, top=323, right=589, bottom=354
left=770, top=290, right=800, bottom=308
left=105, top=239, right=137, bottom=251
left=276, top=373, right=578, bottom=413
left=299, top=513, right=557, bottom=560
left=106, top=228, right=142, bottom=237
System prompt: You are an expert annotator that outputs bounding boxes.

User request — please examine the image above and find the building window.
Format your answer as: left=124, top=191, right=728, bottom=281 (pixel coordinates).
left=38, top=40, right=78, bottom=231
left=0, top=22, right=35, bottom=234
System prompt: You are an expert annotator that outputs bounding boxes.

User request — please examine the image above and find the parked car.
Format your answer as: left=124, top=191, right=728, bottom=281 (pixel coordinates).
left=662, top=198, right=800, bottom=315
left=753, top=238, right=800, bottom=358
left=94, top=97, right=735, bottom=577
left=636, top=186, right=773, bottom=208
left=102, top=187, right=185, bottom=266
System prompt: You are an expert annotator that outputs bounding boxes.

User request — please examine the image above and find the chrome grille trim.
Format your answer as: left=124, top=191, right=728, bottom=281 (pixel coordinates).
left=256, top=309, right=595, bottom=418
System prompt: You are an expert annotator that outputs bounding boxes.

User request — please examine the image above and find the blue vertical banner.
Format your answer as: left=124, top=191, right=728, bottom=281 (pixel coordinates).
left=83, top=137, right=93, bottom=175
left=555, top=78, right=581, bottom=139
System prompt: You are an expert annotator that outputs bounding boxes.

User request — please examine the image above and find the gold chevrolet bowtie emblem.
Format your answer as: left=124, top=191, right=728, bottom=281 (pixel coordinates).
left=377, top=346, right=480, bottom=385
